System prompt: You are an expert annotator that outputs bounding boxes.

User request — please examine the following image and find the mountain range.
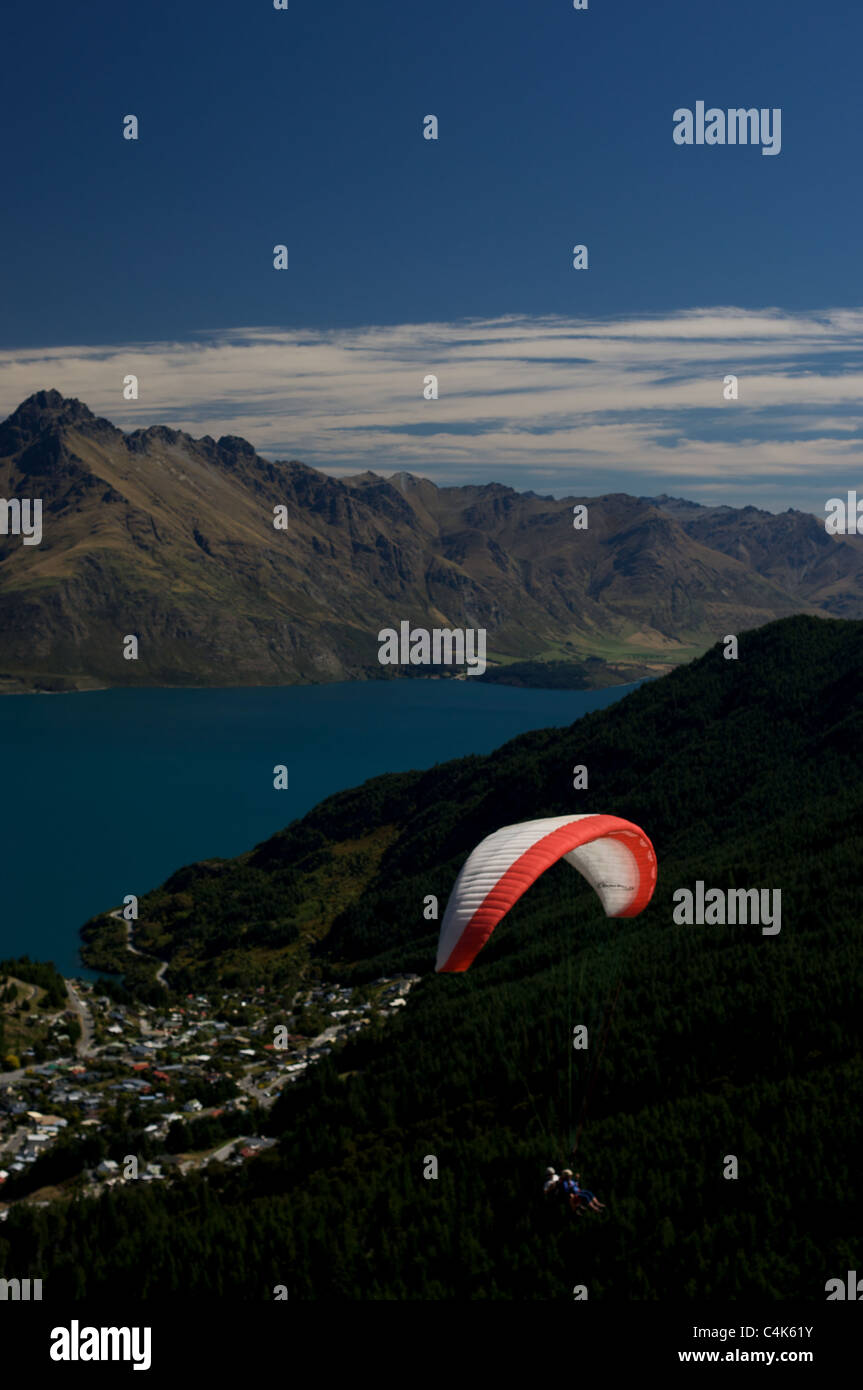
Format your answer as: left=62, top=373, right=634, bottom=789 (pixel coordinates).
left=2, top=390, right=862, bottom=692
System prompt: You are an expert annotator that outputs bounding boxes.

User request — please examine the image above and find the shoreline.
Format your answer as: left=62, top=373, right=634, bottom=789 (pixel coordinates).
left=0, top=667, right=659, bottom=698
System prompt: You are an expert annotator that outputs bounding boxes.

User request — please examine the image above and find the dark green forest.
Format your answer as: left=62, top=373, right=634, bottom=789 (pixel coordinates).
left=2, top=614, right=861, bottom=1299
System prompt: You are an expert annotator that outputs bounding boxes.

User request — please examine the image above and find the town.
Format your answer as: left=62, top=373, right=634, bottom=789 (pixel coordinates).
left=0, top=964, right=420, bottom=1216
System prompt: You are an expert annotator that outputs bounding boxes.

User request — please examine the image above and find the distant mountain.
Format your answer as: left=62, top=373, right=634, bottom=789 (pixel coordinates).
left=2, top=390, right=861, bottom=692
left=642, top=494, right=863, bottom=617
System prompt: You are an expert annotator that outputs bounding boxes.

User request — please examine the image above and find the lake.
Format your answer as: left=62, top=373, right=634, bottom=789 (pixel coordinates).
left=0, top=679, right=635, bottom=975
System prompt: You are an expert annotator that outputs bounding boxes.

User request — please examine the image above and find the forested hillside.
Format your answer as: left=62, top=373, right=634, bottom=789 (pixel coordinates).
left=3, top=614, right=861, bottom=1299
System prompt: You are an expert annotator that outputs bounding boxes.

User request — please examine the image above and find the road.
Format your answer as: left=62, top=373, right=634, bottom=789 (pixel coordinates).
left=111, top=908, right=169, bottom=989
left=65, top=979, right=95, bottom=1056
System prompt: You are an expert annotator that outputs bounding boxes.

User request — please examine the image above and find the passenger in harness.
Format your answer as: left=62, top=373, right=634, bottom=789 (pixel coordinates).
left=561, top=1169, right=606, bottom=1214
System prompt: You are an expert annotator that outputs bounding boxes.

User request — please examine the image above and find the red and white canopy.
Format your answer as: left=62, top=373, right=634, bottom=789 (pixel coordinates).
left=436, top=813, right=657, bottom=973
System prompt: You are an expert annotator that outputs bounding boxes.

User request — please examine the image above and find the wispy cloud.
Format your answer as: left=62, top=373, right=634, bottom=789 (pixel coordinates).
left=2, top=308, right=862, bottom=510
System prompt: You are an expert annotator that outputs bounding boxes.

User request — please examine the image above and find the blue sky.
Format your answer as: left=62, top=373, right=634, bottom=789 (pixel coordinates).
left=2, top=0, right=862, bottom=510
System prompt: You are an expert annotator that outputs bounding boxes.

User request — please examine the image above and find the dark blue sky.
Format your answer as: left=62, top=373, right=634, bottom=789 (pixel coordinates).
left=1, top=0, right=861, bottom=511
left=2, top=0, right=855, bottom=345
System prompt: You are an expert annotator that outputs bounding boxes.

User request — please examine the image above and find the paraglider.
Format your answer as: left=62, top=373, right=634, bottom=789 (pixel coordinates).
left=543, top=1166, right=561, bottom=1197
left=437, top=813, right=657, bottom=1223
left=542, top=1166, right=605, bottom=1217
left=561, top=1169, right=605, bottom=1214
left=435, top=813, right=657, bottom=973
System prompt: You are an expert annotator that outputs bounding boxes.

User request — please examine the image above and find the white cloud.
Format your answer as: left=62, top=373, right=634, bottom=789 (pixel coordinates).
left=2, top=308, right=863, bottom=510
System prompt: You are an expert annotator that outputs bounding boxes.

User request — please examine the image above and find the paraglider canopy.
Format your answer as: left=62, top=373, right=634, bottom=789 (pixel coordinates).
left=436, top=813, right=656, bottom=973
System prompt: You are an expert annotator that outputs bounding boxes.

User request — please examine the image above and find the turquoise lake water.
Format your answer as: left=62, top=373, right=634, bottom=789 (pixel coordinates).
left=0, top=679, right=635, bottom=975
